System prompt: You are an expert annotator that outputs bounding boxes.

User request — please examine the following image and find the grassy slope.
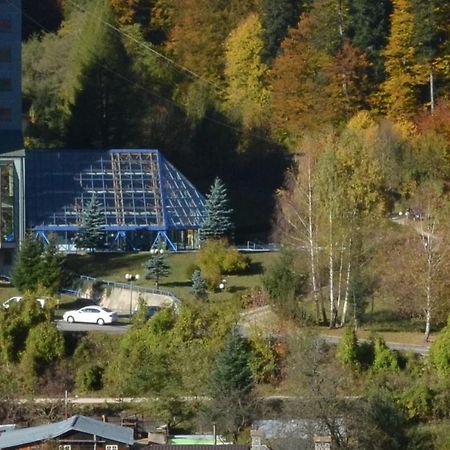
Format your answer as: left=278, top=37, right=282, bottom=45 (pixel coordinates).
left=0, top=250, right=433, bottom=344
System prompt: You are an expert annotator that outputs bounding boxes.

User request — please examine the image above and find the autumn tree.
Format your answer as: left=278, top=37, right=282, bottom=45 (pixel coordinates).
left=410, top=0, right=450, bottom=112
left=381, top=0, right=420, bottom=119
left=224, top=13, right=270, bottom=127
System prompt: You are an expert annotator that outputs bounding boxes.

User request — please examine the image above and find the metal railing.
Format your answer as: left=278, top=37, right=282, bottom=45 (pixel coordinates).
left=72, top=274, right=181, bottom=307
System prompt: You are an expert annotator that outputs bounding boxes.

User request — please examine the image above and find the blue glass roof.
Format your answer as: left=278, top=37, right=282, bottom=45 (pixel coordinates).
left=25, top=149, right=206, bottom=231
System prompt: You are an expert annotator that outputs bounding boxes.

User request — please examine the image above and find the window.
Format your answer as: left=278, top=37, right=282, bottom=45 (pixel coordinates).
left=0, top=19, right=11, bottom=32
left=0, top=48, right=11, bottom=62
left=106, top=445, right=118, bottom=450
left=0, top=108, right=11, bottom=121
left=0, top=78, right=11, bottom=91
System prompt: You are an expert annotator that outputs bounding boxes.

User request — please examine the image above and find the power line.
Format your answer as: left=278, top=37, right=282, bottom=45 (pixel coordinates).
left=64, top=0, right=225, bottom=94
left=14, top=0, right=275, bottom=145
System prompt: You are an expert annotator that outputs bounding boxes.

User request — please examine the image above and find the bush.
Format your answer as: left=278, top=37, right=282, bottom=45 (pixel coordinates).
left=262, top=250, right=308, bottom=320
left=429, top=316, right=450, bottom=379
left=196, top=240, right=250, bottom=289
left=336, top=326, right=359, bottom=370
left=372, top=336, right=399, bottom=373
left=398, top=382, right=435, bottom=420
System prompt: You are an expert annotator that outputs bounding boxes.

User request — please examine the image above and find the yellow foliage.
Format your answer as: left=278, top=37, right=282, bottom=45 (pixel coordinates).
left=347, top=110, right=377, bottom=131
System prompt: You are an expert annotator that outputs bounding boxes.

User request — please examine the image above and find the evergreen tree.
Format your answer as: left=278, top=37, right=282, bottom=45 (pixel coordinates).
left=348, top=0, right=392, bottom=83
left=191, top=269, right=208, bottom=301
left=11, top=234, right=44, bottom=293
left=260, top=0, right=300, bottom=61
left=209, top=334, right=255, bottom=441
left=143, top=250, right=170, bottom=289
left=200, top=177, right=234, bottom=242
left=75, top=195, right=105, bottom=252
left=39, top=237, right=65, bottom=294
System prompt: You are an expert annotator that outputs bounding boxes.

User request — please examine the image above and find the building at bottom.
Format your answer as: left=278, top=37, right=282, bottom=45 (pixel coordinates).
left=0, top=415, right=134, bottom=450
left=0, top=148, right=206, bottom=269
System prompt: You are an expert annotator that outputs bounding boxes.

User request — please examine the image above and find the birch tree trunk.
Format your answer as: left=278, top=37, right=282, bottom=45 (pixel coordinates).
left=341, top=252, right=352, bottom=327
left=329, top=211, right=337, bottom=328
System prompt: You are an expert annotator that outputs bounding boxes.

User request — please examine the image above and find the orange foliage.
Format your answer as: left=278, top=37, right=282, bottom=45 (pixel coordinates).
left=415, top=100, right=450, bottom=144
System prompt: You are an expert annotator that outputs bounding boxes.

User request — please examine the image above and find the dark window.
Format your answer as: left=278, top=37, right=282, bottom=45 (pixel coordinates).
left=0, top=108, right=11, bottom=121
left=0, top=19, right=11, bottom=32
left=0, top=48, right=11, bottom=62
left=0, top=78, right=11, bottom=91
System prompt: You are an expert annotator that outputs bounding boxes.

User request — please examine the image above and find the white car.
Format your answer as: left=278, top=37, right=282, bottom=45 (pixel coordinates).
left=2, top=296, right=46, bottom=309
left=63, top=306, right=117, bottom=325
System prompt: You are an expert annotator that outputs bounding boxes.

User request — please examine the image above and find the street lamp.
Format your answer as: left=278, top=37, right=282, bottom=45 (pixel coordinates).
left=218, top=278, right=227, bottom=292
left=125, top=273, right=140, bottom=319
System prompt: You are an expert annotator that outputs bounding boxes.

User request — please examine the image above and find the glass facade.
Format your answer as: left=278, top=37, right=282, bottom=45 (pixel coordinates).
left=0, top=161, right=14, bottom=243
left=26, top=149, right=206, bottom=250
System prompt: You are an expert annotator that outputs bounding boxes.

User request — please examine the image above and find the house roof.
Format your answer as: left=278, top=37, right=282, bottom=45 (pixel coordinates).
left=146, top=446, right=250, bottom=450
left=0, top=415, right=134, bottom=449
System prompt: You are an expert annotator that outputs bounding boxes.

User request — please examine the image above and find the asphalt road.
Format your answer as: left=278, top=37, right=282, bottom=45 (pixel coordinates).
left=55, top=320, right=131, bottom=334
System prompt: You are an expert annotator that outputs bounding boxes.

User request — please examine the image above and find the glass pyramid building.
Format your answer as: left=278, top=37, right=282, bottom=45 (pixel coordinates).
left=25, top=149, right=206, bottom=250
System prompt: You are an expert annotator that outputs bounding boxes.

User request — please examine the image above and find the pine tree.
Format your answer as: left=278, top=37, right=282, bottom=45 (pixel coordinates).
left=209, top=334, right=255, bottom=440
left=200, top=177, right=234, bottom=242
left=75, top=195, right=105, bottom=252
left=348, top=0, right=392, bottom=83
left=143, top=250, right=170, bottom=289
left=260, top=0, right=300, bottom=61
left=39, top=237, right=65, bottom=294
left=191, top=269, right=208, bottom=301
left=11, top=234, right=44, bottom=292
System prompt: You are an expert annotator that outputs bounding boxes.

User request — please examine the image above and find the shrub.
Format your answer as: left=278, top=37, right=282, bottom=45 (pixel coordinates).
left=262, top=250, right=308, bottom=320
left=372, top=336, right=399, bottom=373
left=429, top=316, right=450, bottom=379
left=196, top=240, right=250, bottom=288
left=336, top=326, right=359, bottom=370
left=398, top=382, right=435, bottom=420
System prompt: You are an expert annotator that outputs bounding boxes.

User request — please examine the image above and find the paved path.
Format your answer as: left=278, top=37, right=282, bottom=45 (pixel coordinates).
left=56, top=320, right=131, bottom=334
left=320, top=334, right=430, bottom=355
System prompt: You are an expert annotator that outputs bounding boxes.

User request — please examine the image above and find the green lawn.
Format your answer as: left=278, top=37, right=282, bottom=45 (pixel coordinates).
left=64, top=250, right=277, bottom=301
left=1, top=250, right=438, bottom=345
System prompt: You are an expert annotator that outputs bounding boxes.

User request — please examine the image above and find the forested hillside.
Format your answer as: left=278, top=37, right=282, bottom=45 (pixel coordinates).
left=21, top=0, right=450, bottom=237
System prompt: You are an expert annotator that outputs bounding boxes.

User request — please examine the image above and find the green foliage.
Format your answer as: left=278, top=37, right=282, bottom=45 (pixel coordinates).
left=248, top=333, right=279, bottom=384
left=11, top=234, right=44, bottom=293
left=20, top=322, right=65, bottom=391
left=260, top=0, right=299, bottom=61
left=200, top=178, right=234, bottom=243
left=191, top=270, right=208, bottom=301
left=336, top=326, right=360, bottom=370
left=429, top=316, right=450, bottom=379
left=75, top=195, right=106, bottom=252
left=196, top=239, right=250, bottom=289
left=75, top=365, right=104, bottom=392
left=262, top=250, right=308, bottom=319
left=372, top=335, right=399, bottom=373
left=12, top=235, right=65, bottom=295
left=398, top=382, right=435, bottom=420
left=143, top=251, right=171, bottom=289
left=209, top=334, right=255, bottom=440
left=0, top=292, right=50, bottom=363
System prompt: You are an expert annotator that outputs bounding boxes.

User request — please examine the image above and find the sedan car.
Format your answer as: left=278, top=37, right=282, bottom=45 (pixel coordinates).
left=63, top=306, right=117, bottom=325
left=2, top=296, right=46, bottom=309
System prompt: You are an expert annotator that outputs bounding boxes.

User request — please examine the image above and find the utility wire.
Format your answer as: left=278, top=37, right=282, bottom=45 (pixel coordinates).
left=15, top=0, right=275, bottom=144
left=64, top=0, right=225, bottom=94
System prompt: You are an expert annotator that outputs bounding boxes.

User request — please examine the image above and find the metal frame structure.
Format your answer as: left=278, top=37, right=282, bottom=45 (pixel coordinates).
left=26, top=149, right=206, bottom=251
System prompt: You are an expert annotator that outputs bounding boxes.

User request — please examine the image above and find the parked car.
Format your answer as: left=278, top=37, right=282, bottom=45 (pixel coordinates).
left=133, top=305, right=161, bottom=320
left=2, top=296, right=47, bottom=309
left=63, top=306, right=117, bottom=325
